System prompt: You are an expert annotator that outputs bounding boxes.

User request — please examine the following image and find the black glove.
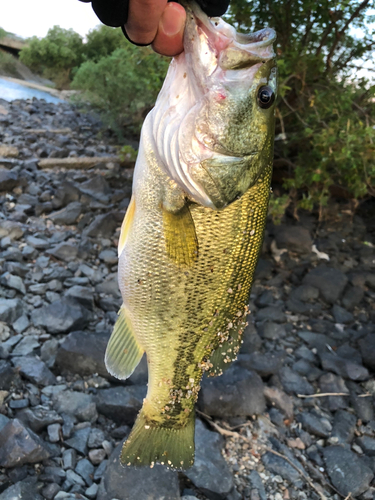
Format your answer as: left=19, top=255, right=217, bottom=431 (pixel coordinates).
left=79, top=0, right=230, bottom=29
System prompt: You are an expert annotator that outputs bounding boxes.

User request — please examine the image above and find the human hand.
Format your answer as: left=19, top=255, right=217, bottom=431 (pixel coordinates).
left=80, top=0, right=230, bottom=57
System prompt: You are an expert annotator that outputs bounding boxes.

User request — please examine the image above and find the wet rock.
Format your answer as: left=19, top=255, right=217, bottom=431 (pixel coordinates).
left=330, top=410, right=356, bottom=445
left=12, top=356, right=56, bottom=386
left=95, top=386, right=146, bottom=424
left=274, top=225, right=312, bottom=254
left=47, top=242, right=78, bottom=262
left=185, top=419, right=234, bottom=500
left=278, top=366, right=314, bottom=396
left=53, top=391, right=98, bottom=423
left=359, top=334, right=375, bottom=371
left=0, top=419, right=50, bottom=467
left=0, top=298, right=23, bottom=323
left=31, top=298, right=89, bottom=334
left=199, top=365, right=265, bottom=418
left=56, top=330, right=110, bottom=378
left=0, top=169, right=18, bottom=190
left=303, top=265, right=348, bottom=304
left=48, top=202, right=82, bottom=225
left=323, top=446, right=373, bottom=497
left=97, top=443, right=180, bottom=500
left=320, top=352, right=369, bottom=381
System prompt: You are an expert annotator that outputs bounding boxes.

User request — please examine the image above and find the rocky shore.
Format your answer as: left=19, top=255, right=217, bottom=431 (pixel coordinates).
left=0, top=97, right=374, bottom=500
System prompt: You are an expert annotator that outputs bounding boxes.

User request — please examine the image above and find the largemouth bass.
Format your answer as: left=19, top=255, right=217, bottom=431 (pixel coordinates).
left=105, top=2, right=277, bottom=470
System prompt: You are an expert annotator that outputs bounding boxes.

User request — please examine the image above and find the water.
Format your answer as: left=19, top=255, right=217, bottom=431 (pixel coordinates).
left=0, top=77, right=64, bottom=104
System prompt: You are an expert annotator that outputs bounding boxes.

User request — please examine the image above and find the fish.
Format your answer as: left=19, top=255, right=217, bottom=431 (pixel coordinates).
left=105, top=1, right=277, bottom=470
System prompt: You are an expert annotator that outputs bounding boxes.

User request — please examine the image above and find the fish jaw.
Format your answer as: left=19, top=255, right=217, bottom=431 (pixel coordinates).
left=147, top=3, right=277, bottom=209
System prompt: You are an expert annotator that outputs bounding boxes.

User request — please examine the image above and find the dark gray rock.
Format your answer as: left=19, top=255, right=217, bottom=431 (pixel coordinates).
left=47, top=242, right=78, bottom=262
left=88, top=428, right=105, bottom=448
left=185, top=419, right=234, bottom=500
left=359, top=334, right=375, bottom=372
left=12, top=356, right=56, bottom=386
left=65, top=426, right=92, bottom=455
left=274, top=225, right=312, bottom=254
left=53, top=391, right=98, bottom=423
left=0, top=169, right=18, bottom=191
left=17, top=407, right=62, bottom=434
left=99, top=248, right=117, bottom=264
left=97, top=443, right=180, bottom=500
left=323, top=446, right=373, bottom=497
left=0, top=419, right=50, bottom=467
left=356, top=436, right=375, bottom=456
left=56, top=330, right=110, bottom=378
left=95, top=277, right=121, bottom=298
left=79, top=176, right=111, bottom=203
left=342, top=285, right=364, bottom=310
left=75, top=458, right=94, bottom=486
left=262, top=451, right=300, bottom=483
left=26, top=235, right=49, bottom=249
left=63, top=448, right=77, bottom=470
left=0, top=360, right=17, bottom=390
left=332, top=304, right=353, bottom=324
left=11, top=336, right=40, bottom=356
left=0, top=479, right=43, bottom=500
left=298, top=411, right=332, bottom=438
left=238, top=351, right=285, bottom=377
left=330, top=410, right=357, bottom=445
left=319, top=372, right=349, bottom=411
left=278, top=366, right=314, bottom=396
left=263, top=386, right=294, bottom=420
left=320, top=352, right=369, bottom=381
left=255, top=306, right=285, bottom=323
left=290, top=284, right=319, bottom=302
left=48, top=201, right=82, bottom=225
left=350, top=392, right=374, bottom=422
left=64, top=285, right=94, bottom=309
left=199, top=365, right=265, bottom=418
left=95, top=386, right=146, bottom=424
left=0, top=272, right=26, bottom=294
left=83, top=213, right=118, bottom=239
left=257, top=321, right=286, bottom=340
left=52, top=181, right=80, bottom=209
left=31, top=298, right=89, bottom=334
left=0, top=414, right=9, bottom=432
left=303, top=265, right=348, bottom=304
left=248, top=470, right=267, bottom=500
left=0, top=298, right=23, bottom=323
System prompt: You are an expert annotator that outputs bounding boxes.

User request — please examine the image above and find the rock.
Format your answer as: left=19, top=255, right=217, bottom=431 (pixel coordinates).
left=64, top=285, right=94, bottom=309
left=99, top=248, right=118, bottom=264
left=0, top=220, right=24, bottom=240
left=274, top=225, right=312, bottom=254
left=257, top=321, right=286, bottom=340
left=359, top=334, right=375, bottom=371
left=88, top=428, right=106, bottom=448
left=278, top=366, right=314, bottom=396
left=319, top=373, right=349, bottom=411
left=48, top=423, right=61, bottom=443
left=262, top=451, right=300, bottom=483
left=248, top=470, right=267, bottom=500
left=62, top=449, right=77, bottom=470
left=0, top=479, right=43, bottom=500
left=13, top=314, right=30, bottom=334
left=239, top=352, right=285, bottom=377
left=95, top=386, right=146, bottom=424
left=342, top=285, right=364, bottom=310
left=303, top=265, right=348, bottom=304
left=96, top=277, right=121, bottom=298
left=42, top=483, right=61, bottom=500
left=52, top=181, right=80, bottom=209
left=12, top=407, right=63, bottom=433
left=320, top=352, right=369, bottom=381
left=12, top=356, right=56, bottom=386
left=26, top=235, right=49, bottom=249
left=0, top=360, right=17, bottom=390
left=53, top=391, right=98, bottom=423
left=0, top=272, right=26, bottom=294
left=290, top=284, right=319, bottom=302
left=83, top=213, right=119, bottom=239
left=79, top=176, right=111, bottom=203
left=65, top=426, right=92, bottom=455
left=97, top=443, right=180, bottom=500
left=185, top=419, right=234, bottom=500
left=40, top=338, right=59, bottom=368
left=0, top=169, right=18, bottom=190
left=332, top=304, right=353, bottom=324
left=356, top=436, right=375, bottom=456
left=55, top=330, right=110, bottom=378
left=330, top=410, right=356, bottom=445
left=199, top=365, right=265, bottom=418
left=255, top=306, right=285, bottom=323
left=47, top=242, right=78, bottom=262
left=0, top=419, right=50, bottom=467
left=48, top=202, right=82, bottom=225
left=11, top=336, right=40, bottom=356
left=89, top=448, right=107, bottom=465
left=0, top=414, right=9, bottom=431
left=263, top=386, right=294, bottom=420
left=298, top=411, right=332, bottom=438
left=31, top=298, right=89, bottom=334
left=0, top=298, right=23, bottom=323
left=323, top=446, right=373, bottom=497
left=75, top=458, right=94, bottom=486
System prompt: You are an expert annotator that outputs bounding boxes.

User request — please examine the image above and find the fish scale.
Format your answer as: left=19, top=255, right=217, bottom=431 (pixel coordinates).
left=106, top=1, right=277, bottom=470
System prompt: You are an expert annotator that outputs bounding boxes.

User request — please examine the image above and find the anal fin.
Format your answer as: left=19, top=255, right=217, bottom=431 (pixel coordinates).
left=163, top=204, right=198, bottom=267
left=105, top=306, right=144, bottom=380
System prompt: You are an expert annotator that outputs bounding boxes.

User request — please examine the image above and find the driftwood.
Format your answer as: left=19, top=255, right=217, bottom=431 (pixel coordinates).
left=38, top=156, right=135, bottom=170
left=26, top=128, right=72, bottom=135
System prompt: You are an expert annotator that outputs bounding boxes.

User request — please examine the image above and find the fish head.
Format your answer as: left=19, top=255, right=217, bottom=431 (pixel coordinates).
left=150, top=3, right=277, bottom=209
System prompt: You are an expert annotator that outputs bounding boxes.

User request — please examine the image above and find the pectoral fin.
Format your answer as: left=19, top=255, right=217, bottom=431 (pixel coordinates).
left=162, top=204, right=198, bottom=267
left=105, top=306, right=144, bottom=380
left=118, top=195, right=136, bottom=257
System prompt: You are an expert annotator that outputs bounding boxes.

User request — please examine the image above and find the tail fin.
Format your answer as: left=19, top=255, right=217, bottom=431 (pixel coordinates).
left=120, top=409, right=195, bottom=471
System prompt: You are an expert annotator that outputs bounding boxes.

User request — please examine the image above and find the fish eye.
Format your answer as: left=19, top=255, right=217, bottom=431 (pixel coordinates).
left=257, top=86, right=275, bottom=109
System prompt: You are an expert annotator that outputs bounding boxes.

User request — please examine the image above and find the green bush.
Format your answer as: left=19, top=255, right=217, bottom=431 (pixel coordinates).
left=83, top=25, right=126, bottom=62
left=226, top=0, right=375, bottom=216
left=0, top=50, right=19, bottom=77
left=72, top=45, right=169, bottom=136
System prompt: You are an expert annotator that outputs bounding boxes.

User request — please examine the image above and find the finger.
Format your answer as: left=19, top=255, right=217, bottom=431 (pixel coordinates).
left=152, top=2, right=186, bottom=57
left=125, top=0, right=168, bottom=45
